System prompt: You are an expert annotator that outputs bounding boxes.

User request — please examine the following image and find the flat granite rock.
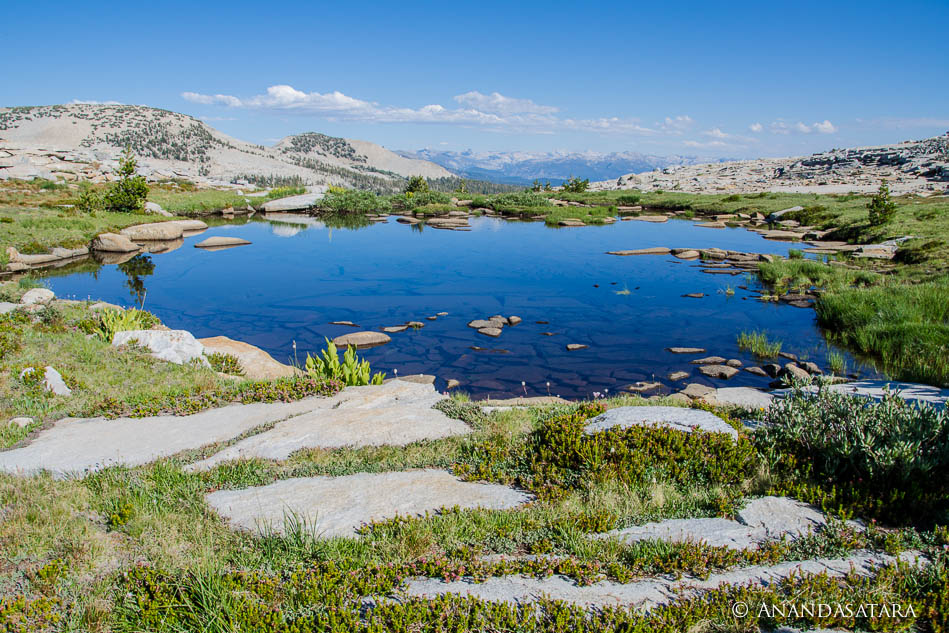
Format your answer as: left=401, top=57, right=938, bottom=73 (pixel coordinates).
left=701, top=387, right=773, bottom=409
left=0, top=397, right=330, bottom=477
left=113, top=329, right=207, bottom=365
left=606, top=247, right=671, bottom=256
left=583, top=406, right=738, bottom=439
left=205, top=469, right=533, bottom=537
left=776, top=379, right=948, bottom=410
left=120, top=222, right=184, bottom=241
left=598, top=496, right=826, bottom=551
left=260, top=192, right=325, bottom=212
left=195, top=236, right=251, bottom=249
left=20, top=288, right=55, bottom=305
left=737, top=496, right=827, bottom=540
left=599, top=517, right=760, bottom=550
left=198, top=335, right=296, bottom=380
left=401, top=551, right=916, bottom=610
left=332, top=331, right=391, bottom=349
left=189, top=380, right=469, bottom=469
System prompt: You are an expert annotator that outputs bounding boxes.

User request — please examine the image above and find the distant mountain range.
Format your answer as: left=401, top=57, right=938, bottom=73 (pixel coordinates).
left=397, top=149, right=700, bottom=186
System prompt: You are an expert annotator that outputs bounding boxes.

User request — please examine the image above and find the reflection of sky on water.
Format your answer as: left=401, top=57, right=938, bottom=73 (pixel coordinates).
left=46, top=215, right=876, bottom=399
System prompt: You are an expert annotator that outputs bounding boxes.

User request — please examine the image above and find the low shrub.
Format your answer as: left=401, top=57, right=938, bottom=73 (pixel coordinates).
left=207, top=352, right=243, bottom=376
left=456, top=403, right=758, bottom=498
left=391, top=190, right=451, bottom=211
left=756, top=385, right=949, bottom=525
left=91, top=375, right=341, bottom=418
left=111, top=553, right=949, bottom=632
left=319, top=189, right=391, bottom=214
left=413, top=203, right=454, bottom=216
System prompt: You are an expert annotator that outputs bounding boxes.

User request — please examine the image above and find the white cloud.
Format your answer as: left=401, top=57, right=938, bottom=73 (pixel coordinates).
left=683, top=139, right=729, bottom=148
left=69, top=99, right=123, bottom=105
left=658, top=115, right=694, bottom=134
left=181, top=85, right=665, bottom=137
left=749, top=122, right=763, bottom=133
left=703, top=127, right=730, bottom=139
left=769, top=119, right=837, bottom=135
left=453, top=91, right=558, bottom=115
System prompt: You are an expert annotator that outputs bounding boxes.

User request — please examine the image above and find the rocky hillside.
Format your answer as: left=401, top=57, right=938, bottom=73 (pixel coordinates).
left=591, top=134, right=949, bottom=195
left=401, top=148, right=696, bottom=186
left=0, top=104, right=451, bottom=190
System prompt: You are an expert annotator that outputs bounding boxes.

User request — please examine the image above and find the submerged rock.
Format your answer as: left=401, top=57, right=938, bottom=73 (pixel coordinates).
left=606, top=247, right=670, bottom=256
left=698, top=365, right=740, bottom=379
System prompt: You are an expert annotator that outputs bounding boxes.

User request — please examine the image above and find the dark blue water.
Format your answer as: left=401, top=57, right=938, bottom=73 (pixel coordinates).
left=45, top=215, right=868, bottom=399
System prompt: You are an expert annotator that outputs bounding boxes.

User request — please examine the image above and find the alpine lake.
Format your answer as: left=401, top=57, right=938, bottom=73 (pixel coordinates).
left=42, top=212, right=877, bottom=399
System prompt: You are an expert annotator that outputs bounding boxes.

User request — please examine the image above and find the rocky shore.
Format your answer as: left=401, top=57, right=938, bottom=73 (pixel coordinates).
left=592, top=133, right=949, bottom=195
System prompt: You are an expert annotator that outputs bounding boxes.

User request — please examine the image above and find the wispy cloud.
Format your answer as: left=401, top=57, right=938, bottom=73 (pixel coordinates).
left=749, top=122, right=763, bottom=133
left=181, top=85, right=663, bottom=136
left=452, top=91, right=558, bottom=115
left=70, top=99, right=123, bottom=105
left=769, top=119, right=837, bottom=135
left=658, top=115, right=694, bottom=134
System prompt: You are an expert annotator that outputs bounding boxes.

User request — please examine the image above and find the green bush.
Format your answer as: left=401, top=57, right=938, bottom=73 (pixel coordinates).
left=403, top=175, right=429, bottom=194
left=456, top=403, right=757, bottom=499
left=413, top=203, right=455, bottom=216
left=101, top=147, right=149, bottom=213
left=305, top=339, right=384, bottom=386
left=756, top=385, right=949, bottom=525
left=867, top=180, right=897, bottom=226
left=319, top=189, right=391, bottom=214
left=75, top=183, right=104, bottom=214
left=207, top=352, right=243, bottom=376
left=391, top=190, right=451, bottom=211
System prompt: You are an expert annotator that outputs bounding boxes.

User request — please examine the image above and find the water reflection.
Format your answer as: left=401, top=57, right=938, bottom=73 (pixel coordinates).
left=117, top=254, right=154, bottom=305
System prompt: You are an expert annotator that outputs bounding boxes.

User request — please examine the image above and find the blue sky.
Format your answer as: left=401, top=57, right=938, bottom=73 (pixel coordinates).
left=4, top=0, right=948, bottom=158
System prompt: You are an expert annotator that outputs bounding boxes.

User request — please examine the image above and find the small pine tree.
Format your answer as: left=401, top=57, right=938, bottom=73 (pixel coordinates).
left=544, top=181, right=552, bottom=191
left=531, top=179, right=542, bottom=192
left=562, top=176, right=590, bottom=193
left=454, top=179, right=469, bottom=194
left=102, top=147, right=148, bottom=213
left=867, top=180, right=897, bottom=226
left=404, top=175, right=430, bottom=194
